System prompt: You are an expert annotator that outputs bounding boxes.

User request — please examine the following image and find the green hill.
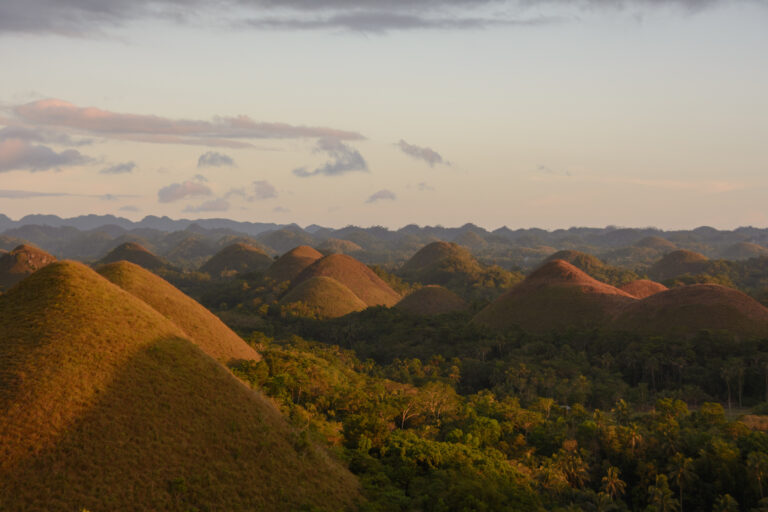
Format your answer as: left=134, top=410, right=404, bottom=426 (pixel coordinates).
left=280, top=276, right=368, bottom=318
left=0, top=261, right=359, bottom=511
left=98, top=242, right=168, bottom=271
left=648, top=250, right=709, bottom=281
left=543, top=250, right=639, bottom=286
left=200, top=243, right=273, bottom=278
left=395, top=285, right=468, bottom=316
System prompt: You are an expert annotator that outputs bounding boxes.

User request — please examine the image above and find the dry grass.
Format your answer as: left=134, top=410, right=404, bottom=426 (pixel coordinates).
left=200, top=242, right=273, bottom=277
left=98, top=260, right=260, bottom=363
left=619, top=279, right=668, bottom=299
left=0, top=260, right=360, bottom=511
left=293, top=253, right=401, bottom=307
left=0, top=244, right=56, bottom=290
left=98, top=242, right=167, bottom=271
left=280, top=275, right=367, bottom=318
left=396, top=285, right=468, bottom=316
left=265, top=245, right=323, bottom=283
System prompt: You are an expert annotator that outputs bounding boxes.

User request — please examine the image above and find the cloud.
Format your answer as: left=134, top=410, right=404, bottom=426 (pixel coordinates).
left=198, top=151, right=235, bottom=167
left=273, top=206, right=291, bottom=213
left=293, top=138, right=368, bottom=177
left=366, top=189, right=397, bottom=203
left=183, top=197, right=231, bottom=213
left=14, top=99, right=364, bottom=147
left=99, top=161, right=135, bottom=174
left=397, top=139, right=448, bottom=167
left=0, top=139, right=92, bottom=172
left=157, top=180, right=213, bottom=203
left=119, top=205, right=140, bottom=212
left=417, top=181, right=435, bottom=191
left=193, top=173, right=208, bottom=182
left=0, top=125, right=92, bottom=146
left=252, top=180, right=278, bottom=199
left=535, top=164, right=572, bottom=176
left=0, top=188, right=135, bottom=199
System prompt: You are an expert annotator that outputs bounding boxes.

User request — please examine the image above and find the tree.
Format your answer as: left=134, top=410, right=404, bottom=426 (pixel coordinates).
left=748, top=451, right=768, bottom=500
left=712, top=494, right=739, bottom=512
left=601, top=466, right=626, bottom=501
left=648, top=474, right=678, bottom=512
left=667, top=453, right=694, bottom=512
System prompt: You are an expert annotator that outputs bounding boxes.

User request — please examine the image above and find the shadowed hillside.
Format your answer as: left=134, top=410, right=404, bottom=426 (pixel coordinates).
left=98, top=242, right=168, bottom=271
left=619, top=279, right=668, bottom=299
left=0, top=244, right=56, bottom=291
left=648, top=249, right=709, bottom=280
left=318, top=238, right=364, bottom=255
left=544, top=250, right=639, bottom=286
left=266, top=245, right=323, bottom=283
left=200, top=243, right=273, bottom=278
left=293, top=253, right=401, bottom=307
left=280, top=276, right=367, bottom=318
left=0, top=261, right=359, bottom=511
left=474, top=260, right=636, bottom=333
left=396, top=285, right=468, bottom=316
left=720, top=242, right=768, bottom=261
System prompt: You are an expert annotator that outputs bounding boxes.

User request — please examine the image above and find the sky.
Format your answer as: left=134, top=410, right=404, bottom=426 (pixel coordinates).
left=0, top=0, right=766, bottom=230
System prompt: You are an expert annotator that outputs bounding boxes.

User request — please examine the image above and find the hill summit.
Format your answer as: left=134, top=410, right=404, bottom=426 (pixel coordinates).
left=0, top=244, right=56, bottom=290
left=266, top=245, right=323, bottom=283
left=200, top=242, right=273, bottom=277
left=98, top=241, right=168, bottom=271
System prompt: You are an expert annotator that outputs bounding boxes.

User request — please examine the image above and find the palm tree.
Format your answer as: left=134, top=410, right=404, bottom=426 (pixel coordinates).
left=601, top=466, right=626, bottom=500
left=748, top=451, right=768, bottom=500
left=648, top=474, right=678, bottom=512
left=668, top=453, right=694, bottom=512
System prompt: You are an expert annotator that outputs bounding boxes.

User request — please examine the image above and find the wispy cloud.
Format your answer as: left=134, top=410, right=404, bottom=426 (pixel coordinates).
left=0, top=188, right=135, bottom=199
left=0, top=125, right=92, bottom=146
left=119, top=205, right=140, bottom=212
left=252, top=180, right=278, bottom=199
left=397, top=139, right=448, bottom=167
left=157, top=179, right=213, bottom=203
left=417, top=181, right=435, bottom=191
left=99, top=161, right=135, bottom=174
left=273, top=206, right=291, bottom=213
left=0, top=139, right=92, bottom=172
left=293, top=138, right=368, bottom=178
left=535, top=164, right=572, bottom=177
left=183, top=198, right=230, bottom=213
left=198, top=151, right=235, bottom=168
left=366, top=189, right=397, bottom=203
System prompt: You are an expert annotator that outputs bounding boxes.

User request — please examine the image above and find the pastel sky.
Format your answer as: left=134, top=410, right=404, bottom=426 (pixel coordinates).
left=1, top=0, right=766, bottom=229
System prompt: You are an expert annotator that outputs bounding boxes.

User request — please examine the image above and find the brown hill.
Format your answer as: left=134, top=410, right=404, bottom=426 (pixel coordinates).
left=200, top=243, right=273, bottom=277
left=720, top=242, right=768, bottom=261
left=293, top=253, right=401, bottom=307
left=473, top=260, right=636, bottom=333
left=98, top=241, right=168, bottom=271
left=266, top=245, right=324, bottom=283
left=619, top=279, right=668, bottom=299
left=0, top=244, right=56, bottom=290
left=0, top=261, right=359, bottom=511
left=280, top=276, right=367, bottom=318
left=634, top=236, right=677, bottom=251
left=648, top=250, right=709, bottom=281
left=318, top=238, right=364, bottom=255
left=543, top=250, right=639, bottom=286
left=612, top=284, right=768, bottom=338
left=401, top=241, right=483, bottom=279
left=396, top=285, right=468, bottom=316
left=98, top=261, right=260, bottom=363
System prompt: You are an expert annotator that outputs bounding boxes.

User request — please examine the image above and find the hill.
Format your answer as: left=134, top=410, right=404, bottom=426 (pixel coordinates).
left=543, top=250, right=639, bottom=286
left=200, top=243, right=273, bottom=278
left=0, top=261, right=359, bottom=511
left=280, top=276, right=368, bottom=318
left=648, top=250, right=709, bottom=281
left=318, top=238, right=364, bottom=255
left=619, top=279, right=668, bottom=299
left=293, top=253, right=401, bottom=307
left=395, top=285, right=468, bottom=316
left=612, top=284, right=768, bottom=338
left=473, top=260, right=636, bottom=333
left=98, top=241, right=168, bottom=271
left=98, top=260, right=260, bottom=363
left=634, top=236, right=677, bottom=251
left=266, top=245, right=324, bottom=283
left=0, top=244, right=56, bottom=290
left=720, top=242, right=768, bottom=261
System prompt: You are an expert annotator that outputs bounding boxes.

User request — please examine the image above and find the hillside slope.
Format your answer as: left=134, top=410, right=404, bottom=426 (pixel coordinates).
left=396, top=285, right=468, bottom=316
left=266, top=245, right=324, bottom=283
left=200, top=242, right=273, bottom=277
left=0, top=244, right=56, bottom=290
left=98, top=241, right=168, bottom=271
left=280, top=276, right=368, bottom=318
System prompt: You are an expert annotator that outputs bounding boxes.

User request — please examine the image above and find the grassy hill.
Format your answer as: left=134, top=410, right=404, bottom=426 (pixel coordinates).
left=318, top=238, right=364, bottom=255
left=265, top=245, right=323, bottom=283
left=473, top=259, right=636, bottom=333
left=98, top=241, right=168, bottom=271
left=0, top=261, right=359, bottom=511
left=395, top=285, right=468, bottom=316
left=293, top=253, right=401, bottom=307
left=543, top=249, right=639, bottom=286
left=200, top=242, right=273, bottom=278
left=280, top=276, right=368, bottom=318
left=619, top=279, right=668, bottom=299
left=648, top=249, right=709, bottom=280
left=0, top=244, right=56, bottom=291
left=98, top=260, right=260, bottom=363
left=720, top=242, right=768, bottom=261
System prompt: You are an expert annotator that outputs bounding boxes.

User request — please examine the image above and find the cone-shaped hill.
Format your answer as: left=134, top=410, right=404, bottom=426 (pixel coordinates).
left=473, top=260, right=636, bottom=333
left=612, top=284, right=768, bottom=339
left=98, top=261, right=260, bottom=363
left=98, top=241, right=168, bottom=271
left=634, top=236, right=677, bottom=251
left=648, top=250, right=709, bottom=281
left=619, top=279, right=668, bottom=299
left=200, top=243, right=273, bottom=278
left=265, top=245, right=323, bottom=283
left=543, top=250, right=638, bottom=286
left=318, top=238, right=364, bottom=255
left=720, top=242, right=768, bottom=261
left=0, top=261, right=359, bottom=510
left=280, top=276, right=367, bottom=318
left=0, top=244, right=56, bottom=290
left=292, top=253, right=401, bottom=307
left=396, top=285, right=468, bottom=316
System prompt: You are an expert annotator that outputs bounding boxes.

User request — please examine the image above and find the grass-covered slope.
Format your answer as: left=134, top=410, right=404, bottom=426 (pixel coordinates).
left=280, top=275, right=368, bottom=318
left=293, top=253, right=401, bottom=307
left=474, top=259, right=636, bottom=333
left=98, top=241, right=168, bottom=271
left=648, top=249, right=709, bottom=280
left=265, top=245, right=323, bottom=283
left=396, top=285, right=468, bottom=316
left=0, top=244, right=56, bottom=290
left=619, top=279, right=668, bottom=299
left=200, top=242, right=273, bottom=277
left=0, top=261, right=359, bottom=511
left=98, top=260, right=260, bottom=363
left=543, top=249, right=639, bottom=286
